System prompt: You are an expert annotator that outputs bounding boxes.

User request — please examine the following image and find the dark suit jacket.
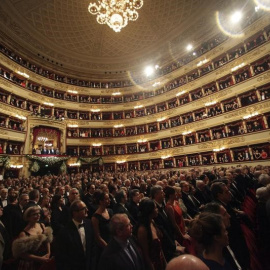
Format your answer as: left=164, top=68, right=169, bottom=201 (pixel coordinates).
left=55, top=219, right=93, bottom=270
left=2, top=204, right=25, bottom=239
left=113, top=203, right=136, bottom=225
left=181, top=192, right=200, bottom=218
left=126, top=201, right=139, bottom=224
left=194, top=187, right=212, bottom=205
left=98, top=237, right=145, bottom=270
left=153, top=202, right=176, bottom=261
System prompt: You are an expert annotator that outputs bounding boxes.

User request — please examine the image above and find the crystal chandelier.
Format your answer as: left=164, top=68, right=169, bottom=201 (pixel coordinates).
left=88, top=0, right=144, bottom=32
left=37, top=137, right=48, bottom=142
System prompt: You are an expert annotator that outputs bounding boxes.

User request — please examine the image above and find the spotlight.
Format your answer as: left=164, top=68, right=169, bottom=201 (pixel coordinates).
left=230, top=11, right=243, bottom=24
left=186, top=44, right=193, bottom=51
left=192, top=52, right=197, bottom=56
left=144, top=66, right=154, bottom=76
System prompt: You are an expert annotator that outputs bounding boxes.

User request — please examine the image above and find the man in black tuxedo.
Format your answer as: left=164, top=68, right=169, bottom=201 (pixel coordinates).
left=98, top=213, right=145, bottom=270
left=180, top=181, right=200, bottom=218
left=55, top=200, right=93, bottom=270
left=126, top=189, right=140, bottom=223
left=151, top=185, right=178, bottom=261
left=0, top=189, right=8, bottom=208
left=113, top=190, right=136, bottom=225
left=2, top=193, right=28, bottom=240
left=211, top=182, right=250, bottom=270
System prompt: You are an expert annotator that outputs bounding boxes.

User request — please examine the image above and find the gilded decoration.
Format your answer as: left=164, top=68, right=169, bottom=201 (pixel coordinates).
left=0, top=130, right=8, bottom=135
left=224, top=100, right=270, bottom=119
left=0, top=78, right=12, bottom=88
left=257, top=71, right=270, bottom=82
left=0, top=103, right=29, bottom=118
left=198, top=136, right=245, bottom=150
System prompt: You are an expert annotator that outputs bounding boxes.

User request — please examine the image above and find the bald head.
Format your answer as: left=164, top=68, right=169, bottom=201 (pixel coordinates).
left=166, top=255, right=209, bottom=270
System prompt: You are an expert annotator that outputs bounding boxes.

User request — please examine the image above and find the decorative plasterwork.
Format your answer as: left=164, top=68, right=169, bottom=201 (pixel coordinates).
left=0, top=0, right=241, bottom=73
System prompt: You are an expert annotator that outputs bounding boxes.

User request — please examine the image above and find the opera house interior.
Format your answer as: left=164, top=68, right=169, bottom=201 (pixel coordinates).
left=0, top=0, right=269, bottom=177
left=0, top=1, right=270, bottom=270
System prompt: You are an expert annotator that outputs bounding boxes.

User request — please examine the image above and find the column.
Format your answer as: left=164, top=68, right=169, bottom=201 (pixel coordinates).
left=255, top=89, right=261, bottom=101
left=248, top=146, right=254, bottom=160
left=5, top=117, right=9, bottom=128
left=213, top=152, right=218, bottom=163
left=262, top=115, right=268, bottom=128
left=195, top=132, right=199, bottom=143
left=236, top=96, right=242, bottom=107
left=172, top=157, right=176, bottom=168
left=230, top=149, right=234, bottom=162
left=215, top=81, right=220, bottom=91
left=185, top=156, right=189, bottom=167
left=249, top=64, right=255, bottom=77
left=242, top=120, right=248, bottom=133
left=188, top=92, right=192, bottom=102
left=199, top=155, right=202, bottom=165
left=209, top=129, right=214, bottom=140
left=7, top=94, right=11, bottom=104
left=231, top=74, right=236, bottom=85
left=220, top=102, right=225, bottom=113
left=3, top=142, right=7, bottom=154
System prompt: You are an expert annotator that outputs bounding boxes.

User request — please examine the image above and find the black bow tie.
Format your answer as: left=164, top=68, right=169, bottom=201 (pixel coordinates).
left=78, top=223, right=84, bottom=229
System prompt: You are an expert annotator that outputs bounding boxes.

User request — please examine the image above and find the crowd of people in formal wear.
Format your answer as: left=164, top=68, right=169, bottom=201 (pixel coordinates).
left=0, top=165, right=269, bottom=270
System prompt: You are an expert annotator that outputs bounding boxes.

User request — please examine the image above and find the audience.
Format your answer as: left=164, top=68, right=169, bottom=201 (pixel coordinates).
left=0, top=165, right=268, bottom=270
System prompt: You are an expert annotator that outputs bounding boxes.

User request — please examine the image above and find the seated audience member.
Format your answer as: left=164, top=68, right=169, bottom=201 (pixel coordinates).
left=98, top=213, right=145, bottom=270
left=166, top=254, right=209, bottom=270
left=190, top=213, right=234, bottom=270
left=135, top=198, right=166, bottom=270
left=55, top=200, right=93, bottom=270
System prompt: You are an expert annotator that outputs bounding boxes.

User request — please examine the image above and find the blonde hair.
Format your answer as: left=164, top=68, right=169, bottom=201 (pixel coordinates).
left=23, top=206, right=40, bottom=221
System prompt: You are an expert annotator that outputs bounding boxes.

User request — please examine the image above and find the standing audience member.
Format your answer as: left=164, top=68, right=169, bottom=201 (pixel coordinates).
left=151, top=185, right=182, bottom=261
left=2, top=193, right=27, bottom=240
left=126, top=189, right=140, bottom=223
left=166, top=254, right=209, bottom=270
left=135, top=198, right=166, bottom=270
left=98, top=213, right=145, bottom=270
left=0, top=189, right=8, bottom=208
left=55, top=200, right=93, bottom=270
left=211, top=182, right=250, bottom=270
left=180, top=182, right=200, bottom=218
left=91, top=191, right=113, bottom=269
left=203, top=202, right=243, bottom=270
left=113, top=190, right=136, bottom=225
left=50, top=194, right=65, bottom=236
left=0, top=206, right=10, bottom=270
left=164, top=186, right=192, bottom=253
left=190, top=213, right=234, bottom=270
left=12, top=206, right=53, bottom=270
